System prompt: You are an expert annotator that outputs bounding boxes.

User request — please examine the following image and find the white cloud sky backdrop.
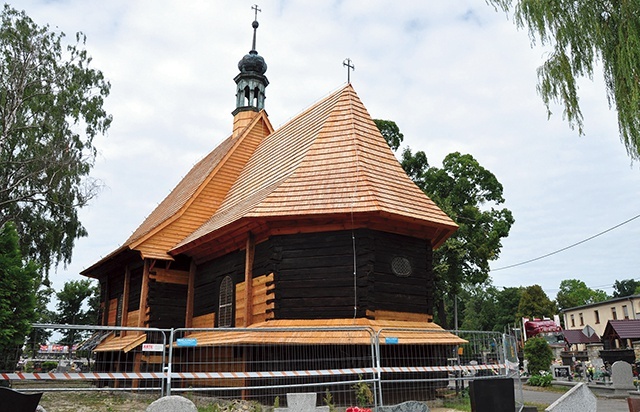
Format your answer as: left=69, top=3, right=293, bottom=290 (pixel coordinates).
left=11, top=0, right=640, bottom=300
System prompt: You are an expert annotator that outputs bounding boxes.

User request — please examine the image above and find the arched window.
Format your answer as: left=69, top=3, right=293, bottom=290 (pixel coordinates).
left=253, top=86, right=260, bottom=106
left=243, top=86, right=251, bottom=106
left=218, top=276, right=234, bottom=327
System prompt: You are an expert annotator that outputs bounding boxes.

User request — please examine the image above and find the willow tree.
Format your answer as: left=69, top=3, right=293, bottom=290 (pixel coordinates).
left=0, top=5, right=111, bottom=273
left=488, top=0, right=640, bottom=160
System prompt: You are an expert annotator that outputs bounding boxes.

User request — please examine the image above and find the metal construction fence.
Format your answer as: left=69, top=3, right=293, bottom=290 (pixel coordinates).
left=1, top=324, right=522, bottom=409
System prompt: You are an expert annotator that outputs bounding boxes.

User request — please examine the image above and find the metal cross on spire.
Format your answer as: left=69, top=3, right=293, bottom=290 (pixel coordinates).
left=251, top=4, right=261, bottom=51
left=343, top=58, right=355, bottom=83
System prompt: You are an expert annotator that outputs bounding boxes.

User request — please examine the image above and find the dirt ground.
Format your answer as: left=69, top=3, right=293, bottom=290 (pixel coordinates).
left=38, top=391, right=156, bottom=412
left=36, top=391, right=460, bottom=412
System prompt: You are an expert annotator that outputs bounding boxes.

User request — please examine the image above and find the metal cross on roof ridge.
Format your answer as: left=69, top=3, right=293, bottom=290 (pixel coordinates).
left=343, top=58, right=355, bottom=83
left=251, top=4, right=262, bottom=51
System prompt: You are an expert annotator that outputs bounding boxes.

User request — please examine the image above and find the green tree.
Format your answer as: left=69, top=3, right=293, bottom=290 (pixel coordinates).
left=374, top=119, right=404, bottom=151
left=24, top=285, right=55, bottom=358
left=612, top=279, right=640, bottom=298
left=0, top=5, right=112, bottom=274
left=417, top=151, right=514, bottom=328
left=523, top=336, right=553, bottom=375
left=0, top=222, right=39, bottom=372
left=461, top=284, right=499, bottom=331
left=461, top=284, right=524, bottom=332
left=517, top=284, right=556, bottom=320
left=55, top=279, right=98, bottom=346
left=555, top=279, right=609, bottom=311
left=375, top=120, right=514, bottom=329
left=487, top=0, right=640, bottom=160
left=494, top=286, right=524, bottom=331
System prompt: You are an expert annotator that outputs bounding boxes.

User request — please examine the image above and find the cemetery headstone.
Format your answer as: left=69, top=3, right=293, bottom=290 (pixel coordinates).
left=611, top=360, right=635, bottom=390
left=377, top=400, right=430, bottom=412
left=551, top=365, right=571, bottom=380
left=469, top=378, right=515, bottom=412
left=273, top=393, right=329, bottom=412
left=0, top=387, right=42, bottom=412
left=145, top=395, right=197, bottom=412
left=545, top=382, right=596, bottom=412
left=628, top=397, right=640, bottom=412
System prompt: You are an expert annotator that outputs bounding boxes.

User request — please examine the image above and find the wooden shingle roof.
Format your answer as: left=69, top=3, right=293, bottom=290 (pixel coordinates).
left=173, top=85, right=457, bottom=254
left=124, top=111, right=274, bottom=260
left=85, top=84, right=457, bottom=272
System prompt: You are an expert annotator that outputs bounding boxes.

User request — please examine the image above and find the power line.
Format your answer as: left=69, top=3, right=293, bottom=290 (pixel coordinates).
left=491, top=213, right=640, bottom=272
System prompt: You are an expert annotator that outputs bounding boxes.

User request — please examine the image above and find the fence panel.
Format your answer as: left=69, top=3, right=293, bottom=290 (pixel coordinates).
left=1, top=324, right=522, bottom=409
left=167, top=326, right=378, bottom=409
left=375, top=328, right=521, bottom=408
left=1, top=324, right=167, bottom=394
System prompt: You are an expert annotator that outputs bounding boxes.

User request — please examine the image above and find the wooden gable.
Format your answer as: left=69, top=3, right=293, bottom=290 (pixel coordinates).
left=125, top=111, right=274, bottom=260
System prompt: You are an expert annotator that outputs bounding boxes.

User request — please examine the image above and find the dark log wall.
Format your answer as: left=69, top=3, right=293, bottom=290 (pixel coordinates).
left=101, top=271, right=124, bottom=326
left=107, top=272, right=124, bottom=302
left=128, top=266, right=143, bottom=312
left=193, top=250, right=245, bottom=323
left=270, top=230, right=375, bottom=319
left=191, top=229, right=434, bottom=324
left=147, top=280, right=187, bottom=329
left=372, top=231, right=433, bottom=315
left=268, top=229, right=433, bottom=319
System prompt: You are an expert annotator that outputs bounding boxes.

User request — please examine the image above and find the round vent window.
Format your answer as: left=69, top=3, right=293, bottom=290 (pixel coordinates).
left=391, top=256, right=412, bottom=277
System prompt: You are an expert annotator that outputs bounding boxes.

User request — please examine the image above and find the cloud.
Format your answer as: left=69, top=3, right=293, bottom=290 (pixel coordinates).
left=11, top=0, right=639, bottom=301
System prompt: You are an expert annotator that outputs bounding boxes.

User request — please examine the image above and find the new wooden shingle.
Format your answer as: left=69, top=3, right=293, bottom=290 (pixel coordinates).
left=173, top=85, right=457, bottom=254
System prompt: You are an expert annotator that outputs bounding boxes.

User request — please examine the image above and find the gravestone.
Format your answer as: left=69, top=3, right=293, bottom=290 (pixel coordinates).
left=273, top=393, right=329, bottom=412
left=0, top=387, right=42, bottom=412
left=628, top=397, right=640, bottom=412
left=469, top=378, right=515, bottom=412
left=611, top=360, right=635, bottom=390
left=145, top=395, right=197, bottom=412
left=378, top=400, right=430, bottom=411
left=545, top=382, right=596, bottom=412
left=551, top=365, right=571, bottom=380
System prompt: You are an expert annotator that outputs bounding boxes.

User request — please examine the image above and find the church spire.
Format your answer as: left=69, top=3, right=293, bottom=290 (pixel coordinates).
left=232, top=5, right=268, bottom=121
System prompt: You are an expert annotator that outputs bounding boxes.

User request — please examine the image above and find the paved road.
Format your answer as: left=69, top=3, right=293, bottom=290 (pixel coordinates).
left=522, top=388, right=628, bottom=411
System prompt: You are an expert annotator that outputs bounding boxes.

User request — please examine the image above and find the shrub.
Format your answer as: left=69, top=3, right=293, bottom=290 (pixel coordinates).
left=352, top=376, right=374, bottom=407
left=523, top=337, right=553, bottom=376
left=527, top=371, right=553, bottom=387
left=42, top=361, right=58, bottom=372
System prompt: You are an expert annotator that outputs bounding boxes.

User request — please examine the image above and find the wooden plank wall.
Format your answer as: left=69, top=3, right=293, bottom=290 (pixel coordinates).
left=235, top=273, right=275, bottom=326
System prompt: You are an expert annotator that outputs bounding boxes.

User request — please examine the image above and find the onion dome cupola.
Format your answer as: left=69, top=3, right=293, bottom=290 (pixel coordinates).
left=232, top=6, right=268, bottom=117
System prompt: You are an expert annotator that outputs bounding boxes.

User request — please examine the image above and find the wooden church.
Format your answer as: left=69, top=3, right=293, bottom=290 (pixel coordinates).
left=81, top=12, right=462, bottom=389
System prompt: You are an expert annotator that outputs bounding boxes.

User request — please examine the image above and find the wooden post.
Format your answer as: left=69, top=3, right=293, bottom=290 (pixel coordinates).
left=102, top=277, right=109, bottom=325
left=185, top=260, right=196, bottom=328
left=121, top=267, right=130, bottom=335
left=244, top=233, right=255, bottom=327
left=138, top=259, right=150, bottom=328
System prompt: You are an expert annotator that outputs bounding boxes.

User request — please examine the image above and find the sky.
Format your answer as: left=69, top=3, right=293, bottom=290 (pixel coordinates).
left=10, top=0, right=640, bottom=300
